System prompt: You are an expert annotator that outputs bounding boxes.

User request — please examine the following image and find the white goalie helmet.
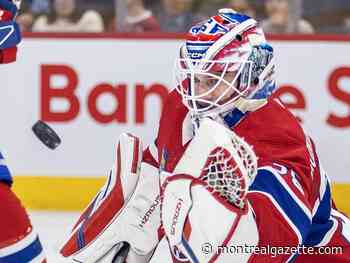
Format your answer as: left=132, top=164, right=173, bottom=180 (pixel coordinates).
left=174, top=9, right=276, bottom=122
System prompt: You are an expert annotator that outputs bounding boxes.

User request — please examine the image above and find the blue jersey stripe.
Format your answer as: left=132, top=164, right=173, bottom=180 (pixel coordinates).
left=223, top=108, right=245, bottom=128
left=250, top=169, right=311, bottom=242
left=313, top=182, right=331, bottom=222
left=0, top=236, right=43, bottom=263
left=304, top=182, right=334, bottom=246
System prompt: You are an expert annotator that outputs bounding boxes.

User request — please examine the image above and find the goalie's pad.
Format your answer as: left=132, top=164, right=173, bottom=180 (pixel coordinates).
left=60, top=133, right=161, bottom=263
left=161, top=118, right=259, bottom=262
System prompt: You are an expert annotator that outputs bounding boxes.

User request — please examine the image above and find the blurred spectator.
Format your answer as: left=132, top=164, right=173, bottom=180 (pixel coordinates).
left=16, top=1, right=35, bottom=32
left=31, top=0, right=51, bottom=15
left=191, top=0, right=227, bottom=18
left=109, top=0, right=160, bottom=32
left=158, top=0, right=194, bottom=32
left=262, top=0, right=314, bottom=34
left=16, top=12, right=34, bottom=32
left=76, top=0, right=114, bottom=30
left=32, top=0, right=104, bottom=32
left=344, top=17, right=350, bottom=33
left=227, top=0, right=256, bottom=18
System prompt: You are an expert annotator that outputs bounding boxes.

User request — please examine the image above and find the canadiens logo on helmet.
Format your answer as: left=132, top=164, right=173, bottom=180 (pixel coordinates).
left=185, top=9, right=252, bottom=61
left=190, top=18, right=229, bottom=36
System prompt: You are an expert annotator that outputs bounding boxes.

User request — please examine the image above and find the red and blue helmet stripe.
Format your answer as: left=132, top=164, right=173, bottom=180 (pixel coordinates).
left=185, top=10, right=255, bottom=61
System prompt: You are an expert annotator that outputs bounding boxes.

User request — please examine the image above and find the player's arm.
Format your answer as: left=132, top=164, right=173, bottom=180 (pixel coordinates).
left=0, top=151, right=46, bottom=263
left=248, top=164, right=313, bottom=247
left=60, top=134, right=162, bottom=263
left=0, top=0, right=22, bottom=64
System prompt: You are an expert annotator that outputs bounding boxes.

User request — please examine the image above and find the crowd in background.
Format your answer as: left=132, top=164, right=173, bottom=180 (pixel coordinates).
left=16, top=0, right=350, bottom=34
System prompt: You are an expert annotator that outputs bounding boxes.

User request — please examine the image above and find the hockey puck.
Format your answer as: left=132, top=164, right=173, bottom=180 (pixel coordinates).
left=32, top=120, right=61, bottom=150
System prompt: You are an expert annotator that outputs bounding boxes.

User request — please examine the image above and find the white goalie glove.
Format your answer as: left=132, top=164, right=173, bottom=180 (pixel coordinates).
left=60, top=133, right=161, bottom=263
left=161, top=118, right=260, bottom=263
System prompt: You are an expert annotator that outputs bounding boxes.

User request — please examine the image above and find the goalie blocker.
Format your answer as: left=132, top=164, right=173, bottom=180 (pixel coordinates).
left=60, top=133, right=161, bottom=262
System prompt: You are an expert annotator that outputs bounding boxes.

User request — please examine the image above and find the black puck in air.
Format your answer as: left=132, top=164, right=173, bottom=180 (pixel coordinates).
left=32, top=120, right=61, bottom=150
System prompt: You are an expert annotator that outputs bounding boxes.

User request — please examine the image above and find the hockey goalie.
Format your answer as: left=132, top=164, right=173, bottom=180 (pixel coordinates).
left=60, top=9, right=350, bottom=263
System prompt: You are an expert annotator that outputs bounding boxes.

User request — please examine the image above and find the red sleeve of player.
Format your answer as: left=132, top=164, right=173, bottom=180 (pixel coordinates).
left=247, top=163, right=313, bottom=262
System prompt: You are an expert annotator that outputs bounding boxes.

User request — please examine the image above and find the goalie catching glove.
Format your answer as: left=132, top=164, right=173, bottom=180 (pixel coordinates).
left=161, top=118, right=260, bottom=262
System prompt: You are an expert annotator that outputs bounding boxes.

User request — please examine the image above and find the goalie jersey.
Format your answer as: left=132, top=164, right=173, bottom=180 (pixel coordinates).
left=153, top=89, right=350, bottom=262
